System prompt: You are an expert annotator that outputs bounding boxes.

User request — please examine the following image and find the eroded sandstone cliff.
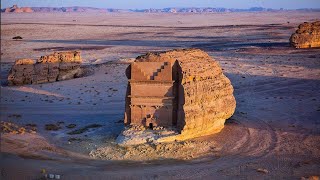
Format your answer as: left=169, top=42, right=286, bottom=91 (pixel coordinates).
left=8, top=51, right=82, bottom=85
left=121, top=49, right=236, bottom=143
left=290, top=21, right=320, bottom=48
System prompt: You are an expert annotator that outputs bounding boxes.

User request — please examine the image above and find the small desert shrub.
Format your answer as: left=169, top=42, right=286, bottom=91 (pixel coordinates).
left=45, top=124, right=61, bottom=131
left=67, top=124, right=102, bottom=135
left=66, top=124, right=76, bottom=129
left=12, top=36, right=23, bottom=40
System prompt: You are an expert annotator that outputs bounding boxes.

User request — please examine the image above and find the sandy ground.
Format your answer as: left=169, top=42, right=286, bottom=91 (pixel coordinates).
left=1, top=12, right=320, bottom=179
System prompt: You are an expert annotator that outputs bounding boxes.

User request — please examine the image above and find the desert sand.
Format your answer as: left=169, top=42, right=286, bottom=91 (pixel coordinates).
left=1, top=12, right=320, bottom=179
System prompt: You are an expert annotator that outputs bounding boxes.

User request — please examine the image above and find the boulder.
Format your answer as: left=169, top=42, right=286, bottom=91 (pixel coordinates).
left=120, top=49, right=236, bottom=144
left=290, top=21, right=320, bottom=48
left=8, top=51, right=82, bottom=85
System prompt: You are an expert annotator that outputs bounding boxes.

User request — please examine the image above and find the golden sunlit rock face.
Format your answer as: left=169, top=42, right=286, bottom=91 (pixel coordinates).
left=124, top=49, right=236, bottom=141
left=7, top=51, right=82, bottom=85
left=290, top=21, right=320, bottom=48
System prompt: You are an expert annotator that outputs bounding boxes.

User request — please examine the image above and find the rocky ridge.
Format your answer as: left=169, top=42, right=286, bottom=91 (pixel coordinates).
left=8, top=51, right=82, bottom=85
left=4, top=5, right=33, bottom=13
left=290, top=21, right=320, bottom=48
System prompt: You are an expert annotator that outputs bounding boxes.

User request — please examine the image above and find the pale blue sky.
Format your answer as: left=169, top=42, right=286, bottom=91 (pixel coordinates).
left=1, top=0, right=320, bottom=9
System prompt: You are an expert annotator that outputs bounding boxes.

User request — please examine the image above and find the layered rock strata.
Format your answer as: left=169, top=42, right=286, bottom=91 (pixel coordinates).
left=8, top=51, right=82, bottom=85
left=120, top=49, right=236, bottom=144
left=290, top=21, right=320, bottom=48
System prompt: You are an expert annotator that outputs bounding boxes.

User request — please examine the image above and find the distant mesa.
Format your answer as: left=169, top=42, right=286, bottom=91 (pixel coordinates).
left=8, top=51, right=83, bottom=85
left=290, top=21, right=320, bottom=48
left=118, top=49, right=236, bottom=145
left=4, top=5, right=33, bottom=13
left=30, top=6, right=109, bottom=13
left=2, top=5, right=108, bottom=13
left=129, top=7, right=320, bottom=13
left=2, top=5, right=320, bottom=13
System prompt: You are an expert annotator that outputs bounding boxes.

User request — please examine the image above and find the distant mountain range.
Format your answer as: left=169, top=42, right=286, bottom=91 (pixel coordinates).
left=2, top=5, right=320, bottom=13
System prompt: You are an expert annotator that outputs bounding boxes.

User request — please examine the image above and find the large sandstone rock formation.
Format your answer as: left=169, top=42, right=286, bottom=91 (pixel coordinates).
left=4, top=5, right=33, bottom=13
left=8, top=51, right=82, bottom=85
left=120, top=49, right=236, bottom=144
left=290, top=21, right=320, bottom=48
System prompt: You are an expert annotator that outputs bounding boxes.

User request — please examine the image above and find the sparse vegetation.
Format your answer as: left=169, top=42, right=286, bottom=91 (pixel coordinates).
left=67, top=124, right=102, bottom=135
left=66, top=124, right=76, bottom=129
left=45, top=124, right=61, bottom=131
left=68, top=137, right=82, bottom=142
left=12, top=36, right=23, bottom=40
left=8, top=114, right=22, bottom=118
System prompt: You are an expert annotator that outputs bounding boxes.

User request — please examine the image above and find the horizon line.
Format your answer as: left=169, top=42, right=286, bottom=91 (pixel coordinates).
left=2, top=5, right=320, bottom=10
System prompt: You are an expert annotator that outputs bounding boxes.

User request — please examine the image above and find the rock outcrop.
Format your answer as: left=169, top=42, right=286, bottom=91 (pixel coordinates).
left=119, top=49, right=236, bottom=144
left=290, top=21, right=320, bottom=48
left=8, top=51, right=82, bottom=85
left=4, top=5, right=33, bottom=13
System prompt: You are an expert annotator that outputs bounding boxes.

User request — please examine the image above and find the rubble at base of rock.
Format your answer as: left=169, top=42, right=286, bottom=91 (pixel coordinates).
left=116, top=125, right=179, bottom=146
left=91, top=133, right=213, bottom=161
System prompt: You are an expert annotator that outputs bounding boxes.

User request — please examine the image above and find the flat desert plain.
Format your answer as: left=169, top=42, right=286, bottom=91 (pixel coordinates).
left=1, top=12, right=320, bottom=179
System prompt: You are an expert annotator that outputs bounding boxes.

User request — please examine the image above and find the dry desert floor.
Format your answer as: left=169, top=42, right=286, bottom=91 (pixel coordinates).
left=1, top=12, right=320, bottom=179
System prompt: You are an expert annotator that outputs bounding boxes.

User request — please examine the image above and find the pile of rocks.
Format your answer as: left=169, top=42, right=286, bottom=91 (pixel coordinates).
left=290, top=21, right=320, bottom=48
left=8, top=51, right=83, bottom=85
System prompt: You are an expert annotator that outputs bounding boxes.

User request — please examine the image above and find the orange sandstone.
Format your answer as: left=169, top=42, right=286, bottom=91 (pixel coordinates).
left=8, top=51, right=82, bottom=85
left=290, top=21, right=320, bottom=48
left=123, top=49, right=236, bottom=142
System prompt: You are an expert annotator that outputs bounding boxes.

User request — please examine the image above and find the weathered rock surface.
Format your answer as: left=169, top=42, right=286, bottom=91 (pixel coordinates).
left=119, top=49, right=236, bottom=145
left=8, top=51, right=82, bottom=85
left=290, top=21, right=320, bottom=48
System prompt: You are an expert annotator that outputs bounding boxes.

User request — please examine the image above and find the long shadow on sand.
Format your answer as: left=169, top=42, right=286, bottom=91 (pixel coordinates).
left=26, top=39, right=290, bottom=51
